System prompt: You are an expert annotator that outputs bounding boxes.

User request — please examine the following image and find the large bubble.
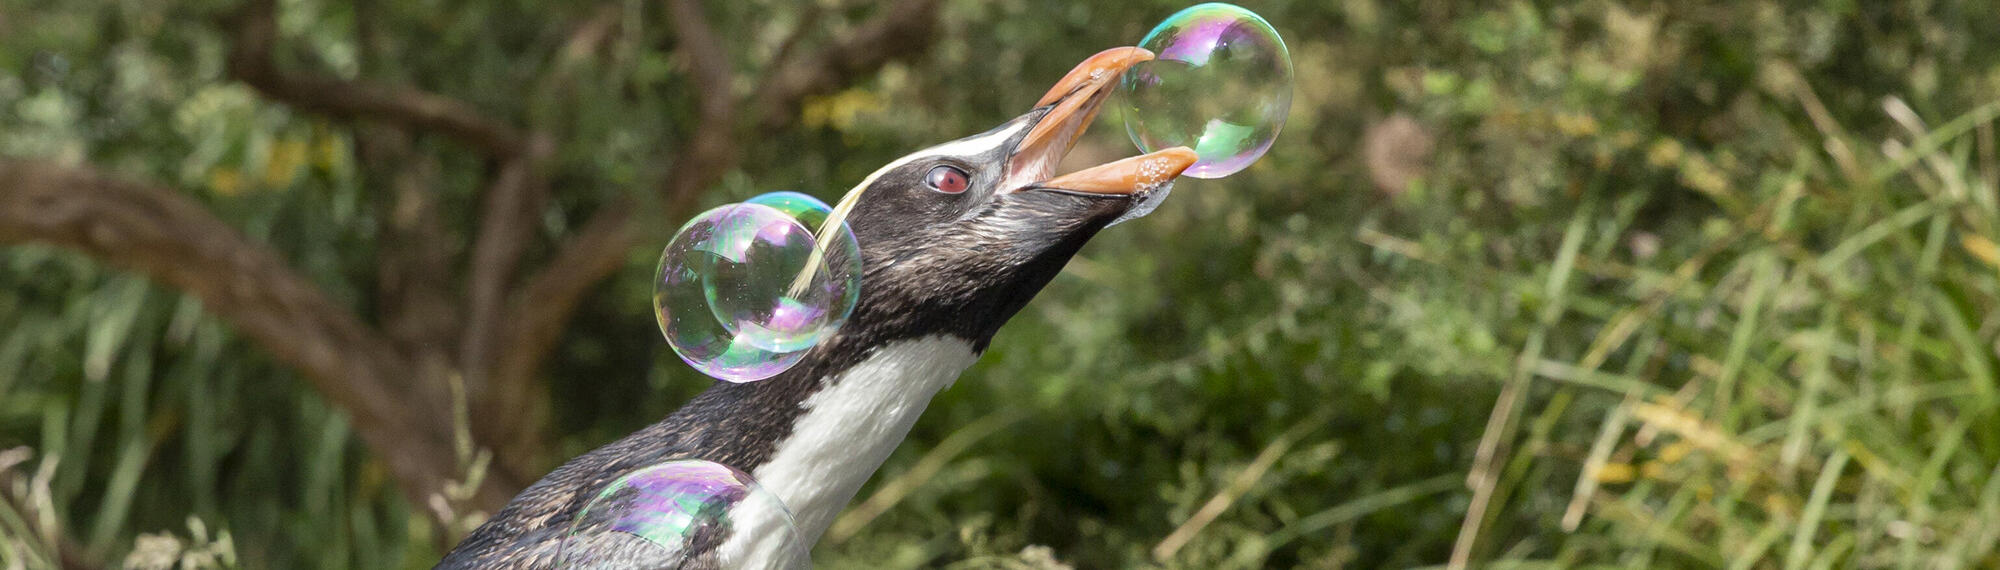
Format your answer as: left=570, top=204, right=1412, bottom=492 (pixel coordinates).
left=557, top=459, right=809, bottom=569
left=1121, top=3, right=1293, bottom=179
left=654, top=192, right=862, bottom=382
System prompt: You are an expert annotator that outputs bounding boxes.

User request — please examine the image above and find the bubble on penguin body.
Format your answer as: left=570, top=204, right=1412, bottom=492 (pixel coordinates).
left=556, top=459, right=810, bottom=569
left=1121, top=3, right=1293, bottom=179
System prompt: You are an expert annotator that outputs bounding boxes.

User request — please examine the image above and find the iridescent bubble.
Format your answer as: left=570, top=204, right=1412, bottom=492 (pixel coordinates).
left=744, top=191, right=838, bottom=234
left=654, top=192, right=862, bottom=382
left=1121, top=3, right=1293, bottom=179
left=557, top=459, right=809, bottom=569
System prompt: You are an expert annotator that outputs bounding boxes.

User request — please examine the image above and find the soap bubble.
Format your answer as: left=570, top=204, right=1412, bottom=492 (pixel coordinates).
left=744, top=191, right=839, bottom=236
left=557, top=459, right=809, bottom=569
left=654, top=192, right=862, bottom=382
left=1121, top=3, right=1292, bottom=179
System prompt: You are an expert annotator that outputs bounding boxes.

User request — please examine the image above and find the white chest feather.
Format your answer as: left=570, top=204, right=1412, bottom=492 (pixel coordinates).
left=719, top=336, right=979, bottom=567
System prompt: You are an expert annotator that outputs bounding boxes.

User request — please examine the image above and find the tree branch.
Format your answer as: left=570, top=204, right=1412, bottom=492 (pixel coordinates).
left=480, top=0, right=746, bottom=478
left=226, top=0, right=526, bottom=157
left=461, top=142, right=554, bottom=380
left=459, top=136, right=554, bottom=487
left=492, top=201, right=642, bottom=412
left=348, top=0, right=459, bottom=371
left=355, top=127, right=462, bottom=420
left=755, top=5, right=825, bottom=94
left=0, top=160, right=510, bottom=511
left=460, top=5, right=628, bottom=484
left=667, top=0, right=739, bottom=175
left=751, top=0, right=942, bottom=130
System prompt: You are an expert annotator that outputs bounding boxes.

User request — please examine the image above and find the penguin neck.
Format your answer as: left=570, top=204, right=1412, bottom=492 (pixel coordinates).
left=714, top=335, right=980, bottom=565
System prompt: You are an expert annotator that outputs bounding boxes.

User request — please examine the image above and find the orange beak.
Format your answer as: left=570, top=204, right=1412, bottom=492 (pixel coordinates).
left=1005, top=47, right=1197, bottom=196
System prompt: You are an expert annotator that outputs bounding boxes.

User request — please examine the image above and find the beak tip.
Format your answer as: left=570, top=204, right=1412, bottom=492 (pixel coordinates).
left=1158, top=146, right=1199, bottom=177
left=1034, top=146, right=1200, bottom=196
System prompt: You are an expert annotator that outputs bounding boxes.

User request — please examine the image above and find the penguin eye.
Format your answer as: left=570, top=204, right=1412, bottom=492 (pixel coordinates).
left=924, top=165, right=970, bottom=194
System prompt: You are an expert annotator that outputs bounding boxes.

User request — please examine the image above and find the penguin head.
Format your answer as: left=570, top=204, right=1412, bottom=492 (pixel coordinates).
left=834, top=47, right=1196, bottom=349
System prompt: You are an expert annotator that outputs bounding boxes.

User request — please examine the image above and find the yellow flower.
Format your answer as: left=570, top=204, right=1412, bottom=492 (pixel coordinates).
left=1659, top=441, right=1693, bottom=464
left=314, top=131, right=345, bottom=170
left=802, top=89, right=885, bottom=132
left=1596, top=463, right=1636, bottom=483
left=1554, top=112, right=1600, bottom=137
left=264, top=137, right=308, bottom=187
left=208, top=167, right=244, bottom=196
left=1677, top=155, right=1730, bottom=196
left=1646, top=138, right=1684, bottom=167
left=1640, top=461, right=1664, bottom=479
left=1963, top=235, right=2000, bottom=269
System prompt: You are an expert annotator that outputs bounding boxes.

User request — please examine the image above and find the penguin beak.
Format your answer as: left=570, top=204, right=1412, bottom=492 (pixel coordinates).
left=1003, top=47, right=1197, bottom=196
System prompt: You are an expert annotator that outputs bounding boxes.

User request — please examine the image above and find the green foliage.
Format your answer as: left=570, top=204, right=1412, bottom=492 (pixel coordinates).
left=6, top=0, right=2000, bottom=568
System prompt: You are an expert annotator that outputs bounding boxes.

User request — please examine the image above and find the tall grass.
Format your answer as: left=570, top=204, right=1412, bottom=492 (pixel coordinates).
left=1424, top=94, right=2000, bottom=567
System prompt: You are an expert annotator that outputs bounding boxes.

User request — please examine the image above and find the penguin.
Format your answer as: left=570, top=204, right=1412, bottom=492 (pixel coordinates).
left=438, top=46, right=1194, bottom=569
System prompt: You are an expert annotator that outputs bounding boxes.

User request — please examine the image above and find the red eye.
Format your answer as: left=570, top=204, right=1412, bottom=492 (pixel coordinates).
left=925, top=165, right=970, bottom=194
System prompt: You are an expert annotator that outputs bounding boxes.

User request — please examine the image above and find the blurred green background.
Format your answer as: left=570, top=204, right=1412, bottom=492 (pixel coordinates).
left=4, top=0, right=2000, bottom=568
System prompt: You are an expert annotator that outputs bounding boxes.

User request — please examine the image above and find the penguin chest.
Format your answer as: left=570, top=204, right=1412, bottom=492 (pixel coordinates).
left=719, top=336, right=979, bottom=566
